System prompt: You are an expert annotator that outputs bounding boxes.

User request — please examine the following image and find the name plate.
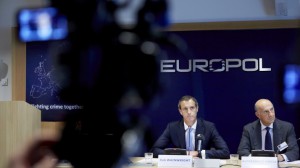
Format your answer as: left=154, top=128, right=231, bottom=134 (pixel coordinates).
left=158, top=155, right=193, bottom=167
left=241, top=156, right=278, bottom=168
left=193, top=158, right=220, bottom=168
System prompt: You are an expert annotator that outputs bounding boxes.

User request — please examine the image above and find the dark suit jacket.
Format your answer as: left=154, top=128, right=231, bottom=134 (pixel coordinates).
left=150, top=118, right=230, bottom=159
left=237, top=118, right=299, bottom=161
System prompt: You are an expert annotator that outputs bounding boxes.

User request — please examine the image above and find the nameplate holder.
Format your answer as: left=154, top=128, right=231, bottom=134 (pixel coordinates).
left=193, top=158, right=220, bottom=168
left=157, top=155, right=193, bottom=167
left=241, top=156, right=278, bottom=168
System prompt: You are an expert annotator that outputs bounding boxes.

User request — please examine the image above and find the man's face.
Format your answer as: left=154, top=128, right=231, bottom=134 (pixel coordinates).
left=179, top=99, right=198, bottom=126
left=255, top=100, right=275, bottom=126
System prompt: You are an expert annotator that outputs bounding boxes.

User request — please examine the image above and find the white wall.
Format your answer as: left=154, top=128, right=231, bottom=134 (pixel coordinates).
left=0, top=27, right=12, bottom=100
left=170, top=0, right=300, bottom=23
left=1, top=0, right=300, bottom=27
left=116, top=0, right=300, bottom=26
left=0, top=0, right=47, bottom=100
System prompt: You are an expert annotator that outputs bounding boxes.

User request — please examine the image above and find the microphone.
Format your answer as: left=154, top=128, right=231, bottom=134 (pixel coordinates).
left=196, top=134, right=205, bottom=152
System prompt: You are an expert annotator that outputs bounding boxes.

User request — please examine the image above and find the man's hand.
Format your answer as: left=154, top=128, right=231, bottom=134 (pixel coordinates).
left=277, top=154, right=285, bottom=162
left=187, top=151, right=199, bottom=157
left=7, top=130, right=60, bottom=168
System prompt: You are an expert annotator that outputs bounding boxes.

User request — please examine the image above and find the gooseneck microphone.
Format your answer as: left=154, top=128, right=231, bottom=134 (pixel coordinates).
left=196, top=134, right=205, bottom=152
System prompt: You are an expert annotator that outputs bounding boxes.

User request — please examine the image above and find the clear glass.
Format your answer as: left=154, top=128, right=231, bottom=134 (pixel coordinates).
left=144, top=152, right=153, bottom=165
left=230, top=154, right=239, bottom=165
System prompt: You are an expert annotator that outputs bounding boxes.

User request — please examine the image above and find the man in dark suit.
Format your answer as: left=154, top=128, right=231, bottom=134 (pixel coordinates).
left=237, top=98, right=299, bottom=162
left=150, top=95, right=230, bottom=158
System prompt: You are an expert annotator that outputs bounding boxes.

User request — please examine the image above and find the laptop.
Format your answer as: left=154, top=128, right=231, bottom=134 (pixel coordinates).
left=164, top=148, right=187, bottom=155
left=251, top=150, right=276, bottom=157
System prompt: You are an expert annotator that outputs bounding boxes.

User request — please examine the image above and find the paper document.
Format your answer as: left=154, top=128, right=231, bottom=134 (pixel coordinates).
left=279, top=160, right=300, bottom=167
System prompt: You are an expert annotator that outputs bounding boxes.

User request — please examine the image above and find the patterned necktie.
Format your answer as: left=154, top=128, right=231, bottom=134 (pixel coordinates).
left=265, top=127, right=272, bottom=150
left=186, top=127, right=193, bottom=151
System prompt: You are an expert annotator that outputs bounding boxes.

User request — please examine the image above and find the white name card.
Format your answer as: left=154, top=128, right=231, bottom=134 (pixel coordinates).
left=193, top=158, right=220, bottom=168
left=241, top=156, right=278, bottom=168
left=158, top=155, right=193, bottom=167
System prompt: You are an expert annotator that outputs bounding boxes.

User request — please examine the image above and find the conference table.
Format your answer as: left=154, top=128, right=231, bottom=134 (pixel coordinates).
left=126, top=157, right=240, bottom=168
left=55, top=157, right=300, bottom=168
left=125, top=157, right=300, bottom=168
left=54, top=157, right=240, bottom=168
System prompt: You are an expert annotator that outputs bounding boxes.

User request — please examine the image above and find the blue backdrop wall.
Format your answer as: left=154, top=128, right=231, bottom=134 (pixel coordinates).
left=27, top=28, right=300, bottom=154
left=146, top=28, right=300, bottom=154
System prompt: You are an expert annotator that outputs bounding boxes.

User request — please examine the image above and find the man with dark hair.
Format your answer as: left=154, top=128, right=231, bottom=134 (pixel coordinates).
left=150, top=95, right=230, bottom=159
